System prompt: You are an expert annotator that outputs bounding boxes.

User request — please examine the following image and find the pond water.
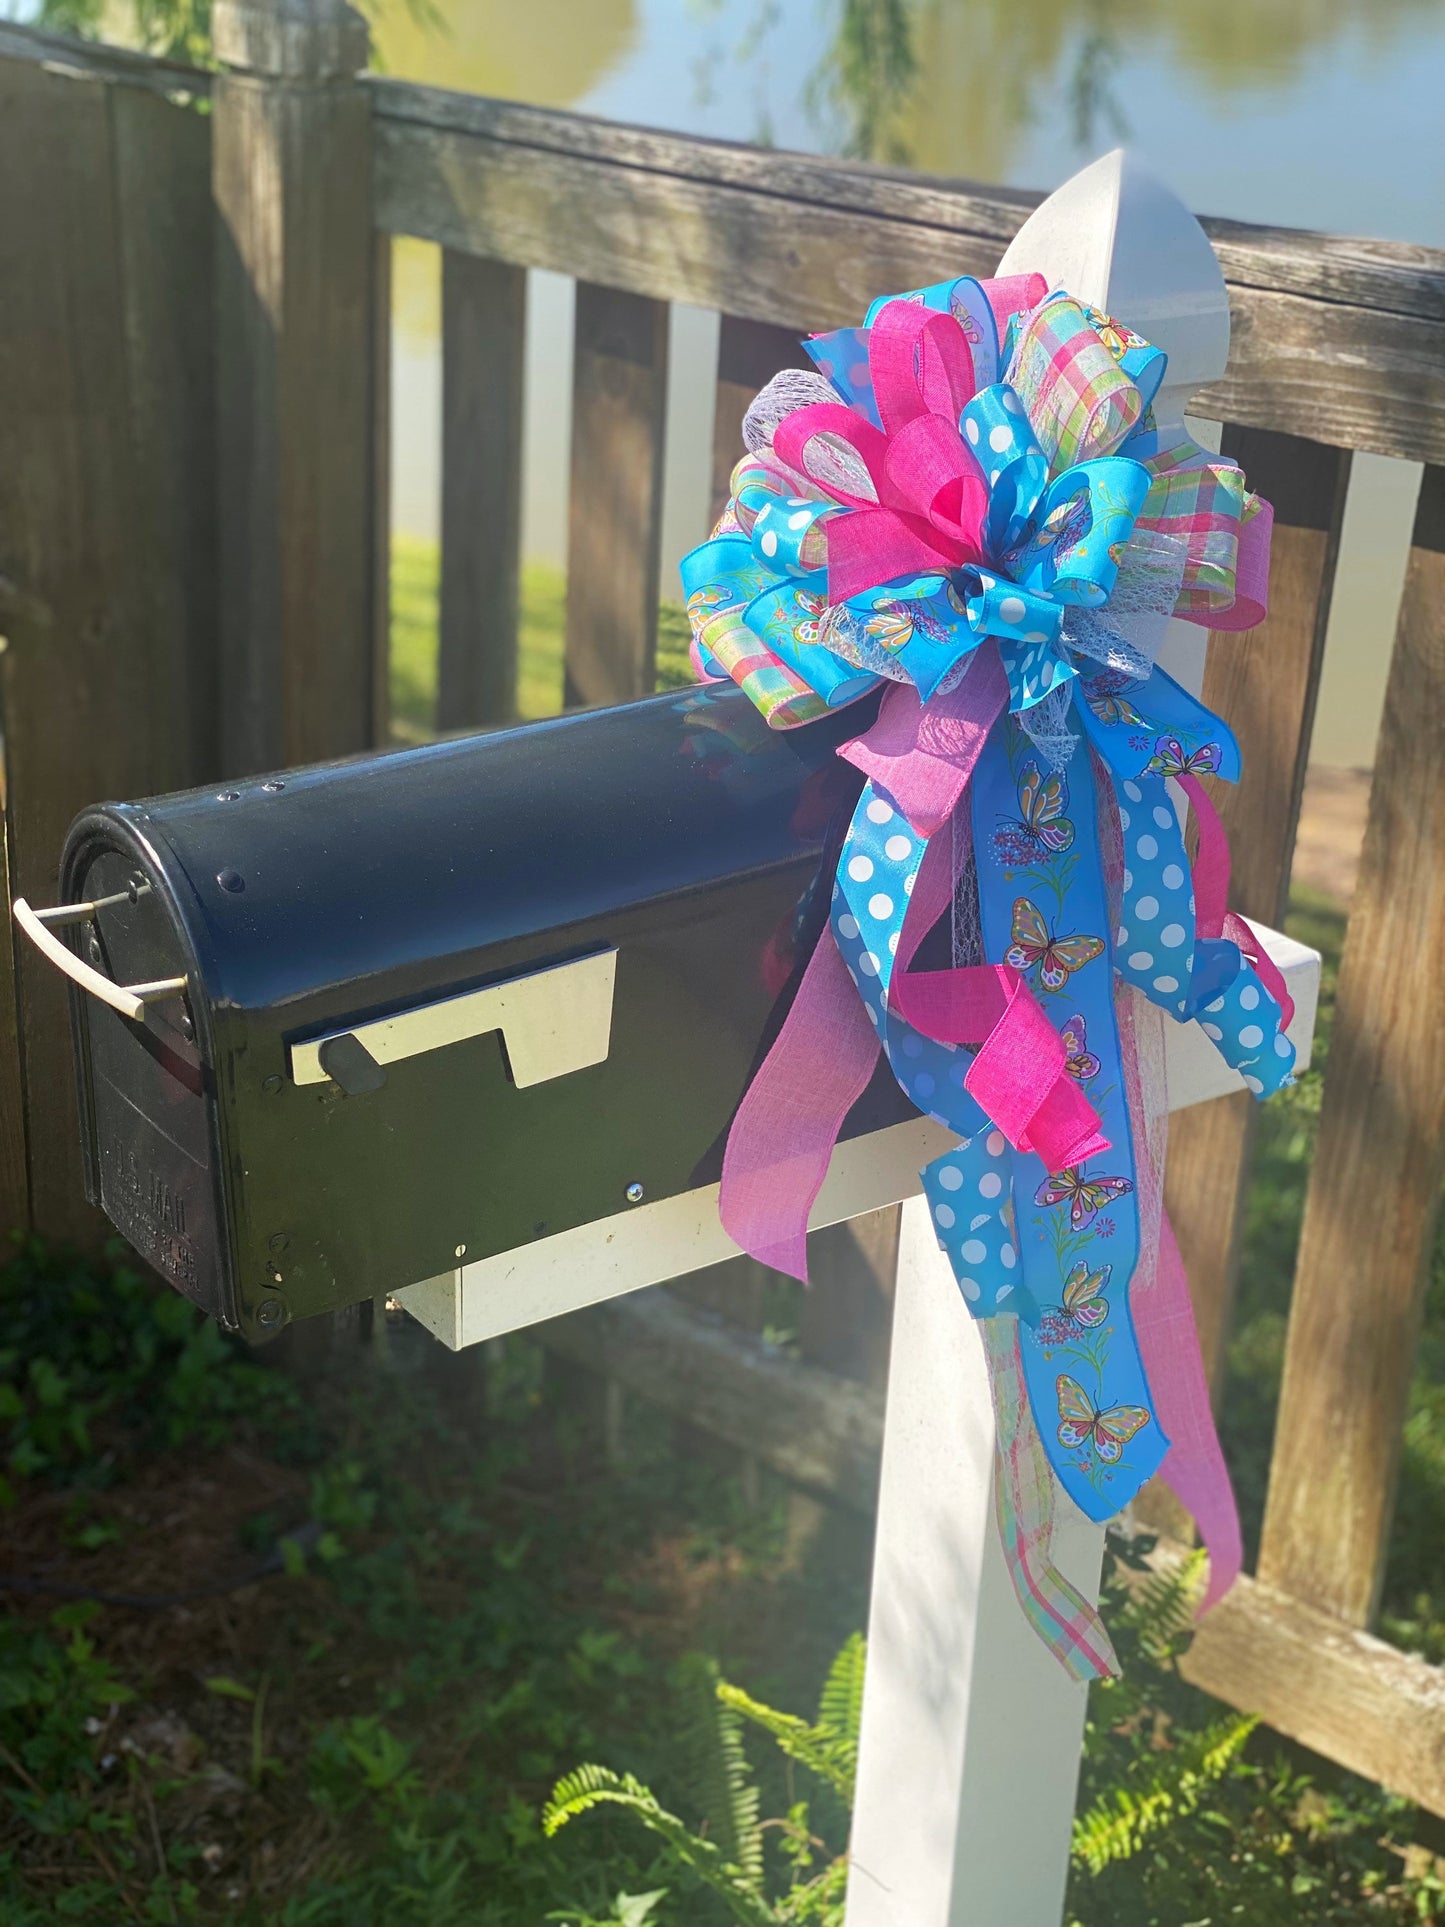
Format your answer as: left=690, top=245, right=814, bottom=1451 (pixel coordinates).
left=375, top=0, right=1443, bottom=766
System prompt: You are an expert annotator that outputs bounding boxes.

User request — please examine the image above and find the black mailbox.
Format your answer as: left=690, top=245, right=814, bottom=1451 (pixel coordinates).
left=18, top=685, right=913, bottom=1341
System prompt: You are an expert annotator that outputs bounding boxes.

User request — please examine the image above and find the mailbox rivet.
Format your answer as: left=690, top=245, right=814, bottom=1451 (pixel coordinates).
left=217, top=868, right=246, bottom=894
left=256, top=1296, right=286, bottom=1331
left=217, top=789, right=240, bottom=802
left=268, top=1232, right=290, bottom=1255
left=454, top=1243, right=466, bottom=1259
left=262, top=1074, right=283, bottom=1095
left=625, top=1182, right=645, bottom=1205
left=86, top=934, right=104, bottom=966
left=262, top=779, right=285, bottom=793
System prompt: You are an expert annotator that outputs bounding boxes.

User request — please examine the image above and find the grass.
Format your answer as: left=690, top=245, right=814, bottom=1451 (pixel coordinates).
left=388, top=536, right=694, bottom=743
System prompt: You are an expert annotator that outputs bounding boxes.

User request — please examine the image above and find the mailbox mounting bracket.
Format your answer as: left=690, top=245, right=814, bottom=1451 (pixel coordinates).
left=289, top=948, right=617, bottom=1093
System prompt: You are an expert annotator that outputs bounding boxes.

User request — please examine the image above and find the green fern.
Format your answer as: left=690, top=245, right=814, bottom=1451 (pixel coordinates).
left=715, top=1683, right=855, bottom=1805
left=815, top=1632, right=865, bottom=1762
left=713, top=1629, right=864, bottom=1809
left=545, top=1639, right=864, bottom=1926
left=543, top=1765, right=776, bottom=1927
left=1072, top=1709, right=1259, bottom=1873
left=1114, top=1547, right=1208, bottom=1664
left=774, top=1851, right=849, bottom=1924
left=677, top=1654, right=765, bottom=1886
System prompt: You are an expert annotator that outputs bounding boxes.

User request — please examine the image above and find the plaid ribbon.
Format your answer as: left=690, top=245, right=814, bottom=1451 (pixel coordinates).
left=1006, top=293, right=1143, bottom=470
left=981, top=1316, right=1120, bottom=1682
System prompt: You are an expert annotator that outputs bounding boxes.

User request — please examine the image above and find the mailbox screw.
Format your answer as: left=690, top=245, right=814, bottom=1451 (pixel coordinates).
left=217, top=789, right=240, bottom=802
left=87, top=934, right=104, bottom=967
left=127, top=872, right=146, bottom=904
left=268, top=1232, right=290, bottom=1255
left=262, top=1074, right=283, bottom=1095
left=454, top=1243, right=466, bottom=1259
left=256, top=1296, right=286, bottom=1331
left=625, top=1182, right=645, bottom=1205
left=216, top=868, right=246, bottom=894
left=262, top=778, right=285, bottom=793
left=177, top=1008, right=195, bottom=1042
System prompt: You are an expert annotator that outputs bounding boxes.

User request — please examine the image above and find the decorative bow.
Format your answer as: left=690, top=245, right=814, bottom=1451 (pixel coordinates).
left=683, top=273, right=1286, bottom=1683
left=681, top=276, right=1271, bottom=741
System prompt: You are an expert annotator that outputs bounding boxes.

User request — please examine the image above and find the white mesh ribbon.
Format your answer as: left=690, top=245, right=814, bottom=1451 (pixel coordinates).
left=742, top=369, right=878, bottom=504
left=1062, top=528, right=1191, bottom=683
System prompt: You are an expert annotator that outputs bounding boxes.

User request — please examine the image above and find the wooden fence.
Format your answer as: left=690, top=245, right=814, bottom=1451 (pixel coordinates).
left=0, top=5, right=1442, bottom=1816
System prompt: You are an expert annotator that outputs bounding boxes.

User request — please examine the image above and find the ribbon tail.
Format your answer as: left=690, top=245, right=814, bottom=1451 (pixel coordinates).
left=1222, top=910, right=1295, bottom=1031
left=718, top=920, right=880, bottom=1284
left=982, top=1318, right=1120, bottom=1681
left=839, top=643, right=1009, bottom=837
left=1142, top=1211, right=1244, bottom=1615
left=894, top=963, right=1111, bottom=1173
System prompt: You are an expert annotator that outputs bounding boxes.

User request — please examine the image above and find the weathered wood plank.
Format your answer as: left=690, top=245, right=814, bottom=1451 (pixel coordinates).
left=1258, top=465, right=1445, bottom=1629
left=1177, top=1564, right=1445, bottom=1819
left=4, top=30, right=1436, bottom=338
left=541, top=1286, right=885, bottom=1510
left=213, top=2, right=378, bottom=773
left=710, top=315, right=813, bottom=525
left=370, top=85, right=1445, bottom=325
left=563, top=282, right=669, bottom=708
left=1164, top=431, right=1351, bottom=1389
left=437, top=251, right=526, bottom=730
left=0, top=57, right=217, bottom=1242
left=370, top=95, right=1445, bottom=466
left=0, top=19, right=212, bottom=96
left=539, top=1286, right=1445, bottom=1815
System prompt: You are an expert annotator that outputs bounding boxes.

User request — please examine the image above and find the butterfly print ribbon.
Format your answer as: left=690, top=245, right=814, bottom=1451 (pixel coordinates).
left=685, top=273, right=1290, bottom=1679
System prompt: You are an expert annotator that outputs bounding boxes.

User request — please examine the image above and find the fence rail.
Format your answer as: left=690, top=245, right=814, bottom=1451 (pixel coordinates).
left=0, top=12, right=1442, bottom=1822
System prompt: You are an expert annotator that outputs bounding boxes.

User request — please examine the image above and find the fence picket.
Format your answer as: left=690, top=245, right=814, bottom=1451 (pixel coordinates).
left=563, top=283, right=669, bottom=708
left=1163, top=429, right=1351, bottom=1389
left=371, top=234, right=394, bottom=745
left=438, top=251, right=526, bottom=730
left=0, top=57, right=216, bottom=1241
left=709, top=315, right=812, bottom=526
left=213, top=0, right=378, bottom=773
left=1258, top=463, right=1445, bottom=1627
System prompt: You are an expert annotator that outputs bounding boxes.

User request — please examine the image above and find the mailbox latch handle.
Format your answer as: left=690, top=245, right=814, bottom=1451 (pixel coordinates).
left=12, top=898, right=187, bottom=1022
left=289, top=948, right=617, bottom=1094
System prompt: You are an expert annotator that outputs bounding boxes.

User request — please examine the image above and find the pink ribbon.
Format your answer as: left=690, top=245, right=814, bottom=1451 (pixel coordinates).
left=1116, top=979, right=1242, bottom=1613
left=719, top=646, right=1112, bottom=1278
left=1193, top=496, right=1273, bottom=633
left=1179, top=772, right=1295, bottom=1028
left=838, top=650, right=1008, bottom=836
left=774, top=301, right=991, bottom=603
left=1147, top=1211, right=1244, bottom=1612
left=892, top=964, right=1111, bottom=1172
left=718, top=916, right=880, bottom=1285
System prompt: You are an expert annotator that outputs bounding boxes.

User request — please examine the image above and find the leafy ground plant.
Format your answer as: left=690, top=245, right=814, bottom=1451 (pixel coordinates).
left=544, top=1638, right=862, bottom=1924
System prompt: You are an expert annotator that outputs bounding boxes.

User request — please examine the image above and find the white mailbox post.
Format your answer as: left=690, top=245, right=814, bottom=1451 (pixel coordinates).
left=396, top=151, right=1320, bottom=1927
